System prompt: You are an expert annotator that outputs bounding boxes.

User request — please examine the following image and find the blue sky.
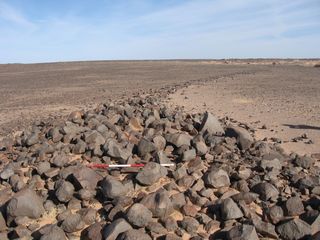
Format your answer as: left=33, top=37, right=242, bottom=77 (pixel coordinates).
left=0, top=0, right=319, bottom=63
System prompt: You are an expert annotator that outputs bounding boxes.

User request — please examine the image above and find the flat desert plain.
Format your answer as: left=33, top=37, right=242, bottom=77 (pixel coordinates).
left=1, top=60, right=319, bottom=155
left=1, top=60, right=320, bottom=239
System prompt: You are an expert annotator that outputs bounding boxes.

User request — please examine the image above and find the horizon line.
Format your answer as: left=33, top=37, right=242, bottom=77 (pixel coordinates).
left=1, top=57, right=320, bottom=65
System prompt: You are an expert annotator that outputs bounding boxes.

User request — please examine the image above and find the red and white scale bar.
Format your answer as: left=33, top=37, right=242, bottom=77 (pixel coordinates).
left=88, top=163, right=175, bottom=169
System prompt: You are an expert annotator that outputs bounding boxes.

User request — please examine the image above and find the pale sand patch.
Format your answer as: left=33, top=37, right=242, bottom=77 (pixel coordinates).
left=168, top=77, right=320, bottom=156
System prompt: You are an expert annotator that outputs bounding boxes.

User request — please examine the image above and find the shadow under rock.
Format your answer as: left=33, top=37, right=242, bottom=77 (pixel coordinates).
left=283, top=124, right=320, bottom=131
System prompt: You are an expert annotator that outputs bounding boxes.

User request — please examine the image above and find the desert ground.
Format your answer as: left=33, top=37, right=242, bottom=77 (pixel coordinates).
left=1, top=60, right=319, bottom=155
left=0, top=60, right=320, bottom=239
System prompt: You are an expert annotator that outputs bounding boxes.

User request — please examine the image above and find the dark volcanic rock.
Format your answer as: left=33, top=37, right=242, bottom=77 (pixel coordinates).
left=140, top=189, right=174, bottom=218
left=51, top=153, right=70, bottom=167
left=138, top=137, right=157, bottom=156
left=83, top=222, right=102, bottom=240
left=221, top=198, right=244, bottom=220
left=61, top=213, right=85, bottom=233
left=227, top=224, right=259, bottom=240
left=101, top=177, right=126, bottom=199
left=79, top=208, right=97, bottom=225
left=276, top=218, right=312, bottom=240
left=182, top=148, right=196, bottom=162
left=119, top=229, right=152, bottom=240
left=104, top=139, right=131, bottom=162
left=73, top=139, right=87, bottom=154
left=0, top=167, right=14, bottom=180
left=199, top=112, right=224, bottom=135
left=252, top=182, right=279, bottom=201
left=40, top=225, right=67, bottom=240
left=126, top=203, right=152, bottom=227
left=171, top=192, right=187, bottom=210
left=26, top=132, right=39, bottom=146
left=226, top=125, right=253, bottom=150
left=103, top=218, right=132, bottom=240
left=284, top=196, right=305, bottom=216
left=37, top=162, right=51, bottom=175
left=7, top=188, right=45, bottom=219
left=265, top=205, right=284, bottom=224
left=180, top=216, right=199, bottom=235
left=165, top=133, right=192, bottom=147
left=295, top=156, right=315, bottom=169
left=55, top=181, right=75, bottom=203
left=136, top=162, right=167, bottom=186
left=0, top=212, right=7, bottom=231
left=204, top=168, right=230, bottom=188
left=71, top=166, right=102, bottom=190
left=259, top=158, right=282, bottom=171
left=253, top=217, right=278, bottom=239
left=231, top=192, right=259, bottom=204
left=146, top=221, right=167, bottom=235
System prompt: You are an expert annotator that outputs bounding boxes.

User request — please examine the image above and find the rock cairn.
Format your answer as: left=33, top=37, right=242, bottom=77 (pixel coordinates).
left=0, top=92, right=319, bottom=240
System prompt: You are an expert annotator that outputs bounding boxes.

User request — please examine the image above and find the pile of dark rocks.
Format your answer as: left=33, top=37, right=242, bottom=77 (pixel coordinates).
left=0, top=93, right=319, bottom=240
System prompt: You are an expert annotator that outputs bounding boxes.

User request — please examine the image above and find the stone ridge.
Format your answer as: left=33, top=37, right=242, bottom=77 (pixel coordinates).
left=0, top=92, right=319, bottom=240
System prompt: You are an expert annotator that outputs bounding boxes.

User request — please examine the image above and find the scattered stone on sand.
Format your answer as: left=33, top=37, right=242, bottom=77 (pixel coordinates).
left=220, top=198, right=244, bottom=220
left=204, top=168, right=230, bottom=188
left=199, top=112, right=224, bottom=135
left=136, top=162, right=167, bottom=186
left=103, top=218, right=132, bottom=240
left=61, top=213, right=85, bottom=233
left=284, top=196, right=305, bottom=216
left=40, top=225, right=67, bottom=240
left=55, top=180, right=75, bottom=203
left=252, top=182, right=279, bottom=201
left=227, top=224, right=259, bottom=240
left=126, top=203, right=152, bottom=227
left=0, top=92, right=318, bottom=239
left=140, top=189, right=174, bottom=218
left=225, top=125, right=253, bottom=150
left=7, top=188, right=45, bottom=219
left=101, top=176, right=126, bottom=199
left=276, top=218, right=312, bottom=240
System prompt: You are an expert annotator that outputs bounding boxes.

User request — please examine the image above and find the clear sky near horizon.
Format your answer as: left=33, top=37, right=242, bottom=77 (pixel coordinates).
left=0, top=0, right=319, bottom=63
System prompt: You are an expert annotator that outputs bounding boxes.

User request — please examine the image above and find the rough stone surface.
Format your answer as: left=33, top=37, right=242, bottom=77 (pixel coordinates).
left=221, top=198, right=244, bottom=220
left=140, top=189, right=174, bottom=218
left=252, top=182, right=279, bottom=201
left=227, top=224, right=259, bottom=240
left=204, top=168, right=230, bottom=188
left=180, top=216, right=200, bottom=234
left=119, top=229, right=152, bottom=240
left=7, top=188, right=45, bottom=219
left=55, top=181, right=74, bottom=202
left=199, top=112, right=224, bottom=135
left=103, top=218, right=132, bottom=240
left=276, top=218, right=312, bottom=240
left=165, top=133, right=192, bottom=147
left=71, top=166, right=102, bottom=190
left=104, top=139, right=131, bottom=161
left=83, top=223, right=102, bottom=240
left=136, top=162, right=167, bottom=186
left=126, top=203, right=152, bottom=227
left=284, top=196, right=305, bottom=216
left=226, top=125, right=253, bottom=150
left=61, top=213, right=85, bottom=233
left=138, top=138, right=157, bottom=156
left=101, top=177, right=126, bottom=199
left=295, top=156, right=315, bottom=169
left=40, top=225, right=67, bottom=240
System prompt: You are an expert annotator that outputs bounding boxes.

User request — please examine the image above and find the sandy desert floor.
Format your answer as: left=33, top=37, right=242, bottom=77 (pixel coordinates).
left=168, top=65, right=320, bottom=156
left=0, top=60, right=319, bottom=156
